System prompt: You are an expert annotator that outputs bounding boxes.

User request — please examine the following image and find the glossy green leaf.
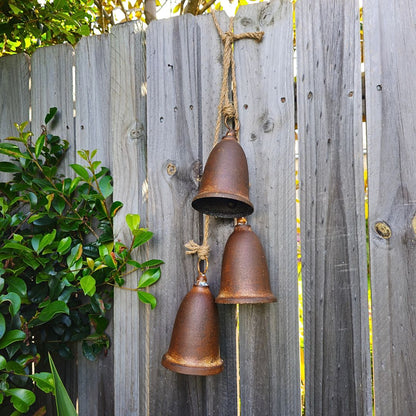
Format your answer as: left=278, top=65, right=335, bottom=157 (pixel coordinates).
left=0, top=355, right=6, bottom=370
left=31, top=235, right=41, bottom=252
left=38, top=229, right=56, bottom=253
left=0, top=162, right=21, bottom=173
left=5, top=388, right=36, bottom=413
left=27, top=192, right=38, bottom=208
left=127, top=260, right=141, bottom=269
left=38, top=301, right=69, bottom=322
left=0, top=292, right=21, bottom=316
left=98, top=175, right=113, bottom=198
left=110, top=201, right=123, bottom=217
left=9, top=3, right=23, bottom=14
left=0, top=143, right=28, bottom=159
left=103, top=254, right=116, bottom=269
left=70, top=163, right=89, bottom=181
left=0, top=314, right=5, bottom=339
left=5, top=360, right=25, bottom=374
left=35, top=134, right=45, bottom=158
left=89, top=315, right=108, bottom=334
left=45, top=107, right=58, bottom=124
left=80, top=275, right=96, bottom=297
left=49, top=353, right=78, bottom=416
left=57, top=237, right=72, bottom=255
left=132, top=230, right=153, bottom=249
left=52, top=196, right=66, bottom=215
left=29, top=372, right=55, bottom=394
left=0, top=277, right=4, bottom=292
left=12, top=234, right=23, bottom=243
left=7, top=277, right=27, bottom=298
left=2, top=241, right=33, bottom=252
left=0, top=330, right=25, bottom=349
left=68, top=177, right=81, bottom=194
left=67, top=243, right=82, bottom=267
left=138, top=268, right=161, bottom=288
left=137, top=291, right=157, bottom=309
left=141, top=259, right=164, bottom=268
left=126, top=214, right=140, bottom=232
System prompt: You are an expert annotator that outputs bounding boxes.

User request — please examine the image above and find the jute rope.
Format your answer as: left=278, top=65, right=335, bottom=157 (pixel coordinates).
left=185, top=12, right=264, bottom=275
left=212, top=11, right=264, bottom=145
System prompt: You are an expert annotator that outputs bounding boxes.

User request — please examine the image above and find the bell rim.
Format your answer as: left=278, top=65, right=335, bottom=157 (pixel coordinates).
left=215, top=294, right=277, bottom=304
left=192, top=192, right=254, bottom=218
left=162, top=354, right=224, bottom=376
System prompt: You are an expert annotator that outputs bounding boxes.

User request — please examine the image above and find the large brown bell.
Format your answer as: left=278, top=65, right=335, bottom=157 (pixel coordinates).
left=216, top=218, right=277, bottom=304
left=192, top=130, right=254, bottom=218
left=162, top=273, right=223, bottom=375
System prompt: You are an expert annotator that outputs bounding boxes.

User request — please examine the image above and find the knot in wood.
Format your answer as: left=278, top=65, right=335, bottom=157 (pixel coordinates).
left=374, top=221, right=391, bottom=239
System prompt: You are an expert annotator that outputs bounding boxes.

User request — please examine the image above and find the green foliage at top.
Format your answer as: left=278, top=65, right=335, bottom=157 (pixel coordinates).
left=0, top=0, right=242, bottom=57
left=0, top=0, right=96, bottom=55
left=0, top=108, right=162, bottom=414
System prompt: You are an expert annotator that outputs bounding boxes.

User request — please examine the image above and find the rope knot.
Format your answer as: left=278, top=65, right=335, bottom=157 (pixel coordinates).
left=222, top=102, right=236, bottom=120
left=184, top=240, right=210, bottom=261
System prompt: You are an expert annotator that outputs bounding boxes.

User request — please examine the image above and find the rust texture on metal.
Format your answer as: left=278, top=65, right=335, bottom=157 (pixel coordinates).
left=216, top=220, right=277, bottom=304
left=192, top=130, right=254, bottom=218
left=162, top=274, right=224, bottom=376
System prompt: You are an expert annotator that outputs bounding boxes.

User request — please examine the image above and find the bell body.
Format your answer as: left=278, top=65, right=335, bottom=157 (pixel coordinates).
left=162, top=276, right=223, bottom=375
left=216, top=220, right=277, bottom=304
left=192, top=131, right=254, bottom=218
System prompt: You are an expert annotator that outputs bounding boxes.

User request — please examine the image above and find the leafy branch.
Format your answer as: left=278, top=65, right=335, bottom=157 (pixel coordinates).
left=0, top=108, right=163, bottom=414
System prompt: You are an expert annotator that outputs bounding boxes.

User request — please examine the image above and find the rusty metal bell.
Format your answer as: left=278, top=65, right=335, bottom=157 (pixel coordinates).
left=192, top=130, right=254, bottom=218
left=162, top=273, right=224, bottom=375
left=216, top=218, right=277, bottom=304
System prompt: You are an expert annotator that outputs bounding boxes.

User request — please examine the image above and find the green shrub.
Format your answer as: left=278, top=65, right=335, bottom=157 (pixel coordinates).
left=0, top=108, right=162, bottom=414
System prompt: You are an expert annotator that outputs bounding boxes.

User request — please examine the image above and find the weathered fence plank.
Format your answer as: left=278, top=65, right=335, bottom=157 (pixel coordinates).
left=111, top=22, right=147, bottom=416
left=199, top=12, right=238, bottom=416
left=147, top=14, right=212, bottom=415
left=75, top=34, right=114, bottom=416
left=364, top=1, right=416, bottom=414
left=31, top=44, right=75, bottom=176
left=0, top=54, right=30, bottom=139
left=296, top=1, right=371, bottom=415
left=30, top=43, right=78, bottom=414
left=0, top=54, right=30, bottom=184
left=234, top=1, right=300, bottom=414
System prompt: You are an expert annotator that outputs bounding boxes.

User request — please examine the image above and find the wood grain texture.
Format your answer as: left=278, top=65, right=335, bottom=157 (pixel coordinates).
left=30, top=43, right=77, bottom=414
left=296, top=0, right=371, bottom=415
left=234, top=2, right=300, bottom=414
left=75, top=34, right=114, bottom=416
left=198, top=12, right=238, bottom=416
left=110, top=22, right=147, bottom=416
left=364, top=1, right=416, bottom=414
left=147, top=14, right=211, bottom=415
left=75, top=34, right=111, bottom=166
left=31, top=44, right=75, bottom=176
left=0, top=54, right=30, bottom=139
left=0, top=54, right=30, bottom=182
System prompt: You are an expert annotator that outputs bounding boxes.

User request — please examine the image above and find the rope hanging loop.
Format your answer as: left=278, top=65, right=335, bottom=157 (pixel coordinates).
left=185, top=215, right=211, bottom=275
left=211, top=11, right=265, bottom=146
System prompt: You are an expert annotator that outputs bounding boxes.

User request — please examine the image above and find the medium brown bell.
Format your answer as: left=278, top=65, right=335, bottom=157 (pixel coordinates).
left=216, top=218, right=277, bottom=304
left=162, top=273, right=224, bottom=375
left=192, top=130, right=254, bottom=218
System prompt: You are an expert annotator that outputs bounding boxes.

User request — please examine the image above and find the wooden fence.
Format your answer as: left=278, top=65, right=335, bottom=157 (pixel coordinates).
left=0, top=0, right=415, bottom=414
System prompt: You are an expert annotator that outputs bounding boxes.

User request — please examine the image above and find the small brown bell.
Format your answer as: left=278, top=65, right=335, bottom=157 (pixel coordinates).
left=216, top=218, right=277, bottom=304
left=192, top=130, right=254, bottom=218
left=162, top=273, right=224, bottom=375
